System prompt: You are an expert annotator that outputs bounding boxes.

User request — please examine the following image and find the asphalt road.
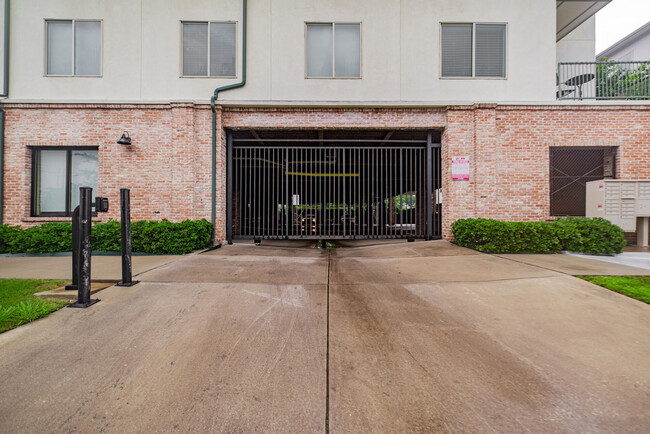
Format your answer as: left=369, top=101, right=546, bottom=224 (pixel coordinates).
left=1, top=241, right=649, bottom=432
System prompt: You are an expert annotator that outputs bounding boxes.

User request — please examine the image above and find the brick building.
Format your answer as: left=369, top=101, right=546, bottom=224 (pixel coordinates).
left=0, top=0, right=648, bottom=243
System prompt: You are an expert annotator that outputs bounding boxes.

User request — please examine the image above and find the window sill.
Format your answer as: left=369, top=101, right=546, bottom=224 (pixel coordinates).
left=439, top=76, right=507, bottom=80
left=23, top=216, right=104, bottom=223
left=180, top=75, right=238, bottom=79
left=305, top=76, right=362, bottom=80
left=44, top=75, right=103, bottom=78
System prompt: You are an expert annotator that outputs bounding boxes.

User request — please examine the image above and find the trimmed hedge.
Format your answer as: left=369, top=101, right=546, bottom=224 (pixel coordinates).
left=451, top=217, right=626, bottom=255
left=0, top=219, right=213, bottom=255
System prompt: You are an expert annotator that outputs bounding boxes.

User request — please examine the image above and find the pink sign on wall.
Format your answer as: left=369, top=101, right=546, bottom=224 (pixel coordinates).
left=452, top=156, right=470, bottom=180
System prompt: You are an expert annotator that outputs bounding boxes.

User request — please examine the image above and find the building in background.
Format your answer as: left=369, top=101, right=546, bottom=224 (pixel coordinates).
left=597, top=21, right=650, bottom=61
left=0, top=0, right=648, bottom=244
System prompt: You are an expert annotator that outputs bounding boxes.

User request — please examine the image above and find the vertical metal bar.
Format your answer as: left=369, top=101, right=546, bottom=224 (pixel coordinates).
left=243, top=147, right=247, bottom=237
left=319, top=146, right=322, bottom=238
left=369, top=149, right=379, bottom=237
left=343, top=148, right=346, bottom=237
left=226, top=133, right=233, bottom=244
left=398, top=148, right=402, bottom=238
left=247, top=147, right=251, bottom=238
left=369, top=147, right=372, bottom=237
left=117, top=189, right=138, bottom=286
left=78, top=188, right=92, bottom=304
left=262, top=147, right=267, bottom=238
left=427, top=133, right=433, bottom=240
left=237, top=146, right=240, bottom=238
left=261, top=147, right=266, bottom=238
left=380, top=146, right=383, bottom=238
left=354, top=147, right=358, bottom=237
left=65, top=206, right=80, bottom=291
left=68, top=187, right=99, bottom=308
left=280, top=148, right=289, bottom=239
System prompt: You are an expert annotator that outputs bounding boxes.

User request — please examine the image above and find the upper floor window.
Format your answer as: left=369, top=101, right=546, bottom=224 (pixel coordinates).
left=306, top=23, right=361, bottom=78
left=46, top=20, right=102, bottom=76
left=441, top=23, right=506, bottom=78
left=182, top=22, right=237, bottom=77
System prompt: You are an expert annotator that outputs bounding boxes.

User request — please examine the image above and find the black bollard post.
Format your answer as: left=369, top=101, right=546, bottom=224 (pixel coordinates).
left=65, top=206, right=80, bottom=291
left=68, top=187, right=100, bottom=308
left=117, top=189, right=138, bottom=287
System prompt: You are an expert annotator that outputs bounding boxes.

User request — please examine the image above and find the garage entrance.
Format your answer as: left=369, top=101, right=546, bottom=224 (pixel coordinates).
left=226, top=130, right=441, bottom=243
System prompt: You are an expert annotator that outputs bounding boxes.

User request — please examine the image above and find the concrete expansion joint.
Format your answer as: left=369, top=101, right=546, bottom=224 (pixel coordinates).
left=325, top=248, right=331, bottom=433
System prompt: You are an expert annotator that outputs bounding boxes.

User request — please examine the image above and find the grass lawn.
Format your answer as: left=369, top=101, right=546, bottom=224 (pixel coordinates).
left=578, top=275, right=650, bottom=304
left=0, top=278, right=69, bottom=333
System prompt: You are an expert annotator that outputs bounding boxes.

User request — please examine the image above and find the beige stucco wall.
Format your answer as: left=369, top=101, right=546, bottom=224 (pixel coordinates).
left=7, top=0, right=559, bottom=103
left=557, top=16, right=596, bottom=63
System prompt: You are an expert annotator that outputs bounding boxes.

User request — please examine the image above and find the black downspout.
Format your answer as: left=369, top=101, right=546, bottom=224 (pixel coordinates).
left=0, top=0, right=10, bottom=224
left=210, top=0, right=247, bottom=244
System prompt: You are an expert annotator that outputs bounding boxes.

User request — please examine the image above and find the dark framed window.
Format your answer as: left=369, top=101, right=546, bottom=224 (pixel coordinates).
left=31, top=147, right=99, bottom=217
left=550, top=147, right=616, bottom=216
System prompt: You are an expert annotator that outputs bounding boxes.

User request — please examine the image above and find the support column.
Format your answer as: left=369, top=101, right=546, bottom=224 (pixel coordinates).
left=637, top=217, right=649, bottom=247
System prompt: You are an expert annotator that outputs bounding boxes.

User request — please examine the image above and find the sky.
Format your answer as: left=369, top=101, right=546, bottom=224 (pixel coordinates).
left=595, top=0, right=650, bottom=54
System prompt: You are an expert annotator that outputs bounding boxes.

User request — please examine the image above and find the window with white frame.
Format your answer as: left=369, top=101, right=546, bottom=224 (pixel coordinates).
left=31, top=147, right=99, bottom=216
left=306, top=23, right=361, bottom=78
left=46, top=20, right=102, bottom=76
left=182, top=22, right=237, bottom=77
left=441, top=23, right=506, bottom=78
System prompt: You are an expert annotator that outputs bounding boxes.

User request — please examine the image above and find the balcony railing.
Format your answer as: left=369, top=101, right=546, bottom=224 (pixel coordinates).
left=557, top=61, right=650, bottom=100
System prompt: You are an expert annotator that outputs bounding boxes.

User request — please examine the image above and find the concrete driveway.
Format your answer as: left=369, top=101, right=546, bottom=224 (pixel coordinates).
left=1, top=241, right=649, bottom=432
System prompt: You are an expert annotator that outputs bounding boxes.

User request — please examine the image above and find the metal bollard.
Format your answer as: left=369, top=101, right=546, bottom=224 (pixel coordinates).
left=117, top=189, right=138, bottom=287
left=65, top=206, right=80, bottom=291
left=68, top=187, right=100, bottom=308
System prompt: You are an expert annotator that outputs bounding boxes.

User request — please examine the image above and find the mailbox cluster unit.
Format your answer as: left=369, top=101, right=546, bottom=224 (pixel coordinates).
left=586, top=179, right=650, bottom=246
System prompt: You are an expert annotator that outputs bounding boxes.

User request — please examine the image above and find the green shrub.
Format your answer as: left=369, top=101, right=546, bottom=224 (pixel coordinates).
left=92, top=220, right=122, bottom=251
left=452, top=217, right=626, bottom=255
left=0, top=219, right=213, bottom=255
left=554, top=217, right=626, bottom=255
left=131, top=219, right=213, bottom=254
left=0, top=223, right=73, bottom=254
left=0, top=224, right=20, bottom=253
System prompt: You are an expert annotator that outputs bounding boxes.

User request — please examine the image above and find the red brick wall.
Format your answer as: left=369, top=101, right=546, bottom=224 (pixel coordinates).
left=3, top=103, right=650, bottom=242
left=1, top=103, right=213, bottom=234
left=442, top=104, right=650, bottom=238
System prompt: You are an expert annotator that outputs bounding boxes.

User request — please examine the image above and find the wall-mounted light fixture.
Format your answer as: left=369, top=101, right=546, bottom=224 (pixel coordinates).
left=117, top=132, right=131, bottom=146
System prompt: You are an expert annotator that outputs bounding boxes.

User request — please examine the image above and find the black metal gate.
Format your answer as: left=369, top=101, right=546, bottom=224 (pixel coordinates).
left=226, top=130, right=441, bottom=242
left=550, top=147, right=617, bottom=216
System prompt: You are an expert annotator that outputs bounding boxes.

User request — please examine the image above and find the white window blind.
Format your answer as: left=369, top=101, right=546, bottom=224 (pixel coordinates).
left=47, top=21, right=73, bottom=75
left=441, top=24, right=472, bottom=78
left=183, top=22, right=237, bottom=77
left=334, top=24, right=361, bottom=78
left=307, top=23, right=361, bottom=78
left=183, top=23, right=208, bottom=76
left=37, top=150, right=67, bottom=213
left=441, top=23, right=506, bottom=78
left=475, top=24, right=506, bottom=77
left=307, top=24, right=333, bottom=78
left=74, top=21, right=101, bottom=76
left=210, top=22, right=237, bottom=77
left=70, top=150, right=99, bottom=210
left=47, top=20, right=101, bottom=76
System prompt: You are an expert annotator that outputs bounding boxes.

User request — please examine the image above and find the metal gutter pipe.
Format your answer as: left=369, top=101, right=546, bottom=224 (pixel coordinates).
left=0, top=0, right=8, bottom=98
left=210, top=0, right=246, bottom=243
left=0, top=0, right=10, bottom=224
